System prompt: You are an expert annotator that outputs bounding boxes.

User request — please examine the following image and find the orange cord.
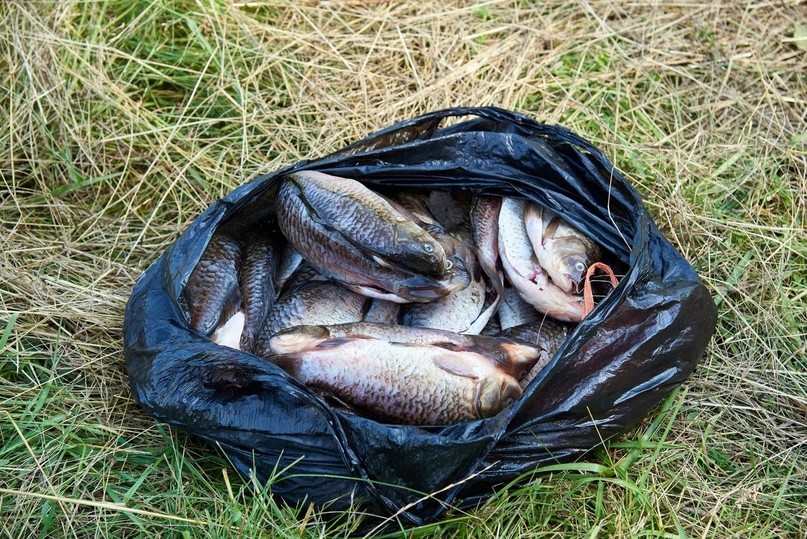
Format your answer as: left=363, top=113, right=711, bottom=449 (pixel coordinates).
left=582, top=262, right=619, bottom=318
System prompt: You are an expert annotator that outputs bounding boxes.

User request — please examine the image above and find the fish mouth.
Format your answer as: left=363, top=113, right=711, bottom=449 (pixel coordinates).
left=475, top=376, right=522, bottom=418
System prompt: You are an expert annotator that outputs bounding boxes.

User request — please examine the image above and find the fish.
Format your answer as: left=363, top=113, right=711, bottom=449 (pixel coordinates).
left=498, top=320, right=571, bottom=388
left=269, top=323, right=543, bottom=380
left=284, top=171, right=448, bottom=276
left=252, top=281, right=369, bottom=357
left=471, top=195, right=505, bottom=300
left=362, top=299, right=400, bottom=324
left=276, top=178, right=469, bottom=303
left=239, top=234, right=277, bottom=353
left=402, top=230, right=488, bottom=333
left=184, top=232, right=242, bottom=335
left=271, top=337, right=522, bottom=424
left=498, top=198, right=584, bottom=322
left=524, top=204, right=601, bottom=294
left=470, top=195, right=506, bottom=334
left=498, top=286, right=539, bottom=330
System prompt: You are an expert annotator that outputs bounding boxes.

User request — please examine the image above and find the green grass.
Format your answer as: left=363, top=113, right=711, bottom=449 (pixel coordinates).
left=1, top=0, right=805, bottom=537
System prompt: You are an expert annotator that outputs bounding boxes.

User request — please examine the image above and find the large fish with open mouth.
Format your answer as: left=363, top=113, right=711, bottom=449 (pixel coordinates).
left=524, top=204, right=601, bottom=294
left=498, top=198, right=584, bottom=322
left=270, top=336, right=522, bottom=425
left=277, top=175, right=469, bottom=303
left=183, top=232, right=242, bottom=336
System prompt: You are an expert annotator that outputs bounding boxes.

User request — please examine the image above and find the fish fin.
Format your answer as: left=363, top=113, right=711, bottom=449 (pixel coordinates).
left=428, top=341, right=463, bottom=352
left=543, top=215, right=561, bottom=242
left=463, top=280, right=501, bottom=335
left=370, top=254, right=397, bottom=270
left=432, top=353, right=486, bottom=379
left=345, top=284, right=410, bottom=303
left=314, top=337, right=355, bottom=350
left=211, top=311, right=245, bottom=350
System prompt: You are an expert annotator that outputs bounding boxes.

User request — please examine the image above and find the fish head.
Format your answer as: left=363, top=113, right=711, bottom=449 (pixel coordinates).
left=475, top=376, right=523, bottom=418
left=413, top=232, right=449, bottom=275
left=551, top=238, right=601, bottom=292
left=376, top=228, right=448, bottom=277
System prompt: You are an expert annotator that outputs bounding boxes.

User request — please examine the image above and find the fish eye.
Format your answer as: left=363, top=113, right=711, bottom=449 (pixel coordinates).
left=575, top=262, right=586, bottom=273
left=423, top=243, right=434, bottom=253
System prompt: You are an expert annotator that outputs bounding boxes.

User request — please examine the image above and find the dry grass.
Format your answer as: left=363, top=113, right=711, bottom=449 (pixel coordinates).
left=1, top=0, right=805, bottom=537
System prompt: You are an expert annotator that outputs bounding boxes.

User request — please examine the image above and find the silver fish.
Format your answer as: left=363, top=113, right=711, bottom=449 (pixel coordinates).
left=253, top=281, right=368, bottom=357
left=276, top=178, right=469, bottom=303
left=498, top=198, right=583, bottom=322
left=285, top=171, right=448, bottom=276
left=271, top=337, right=522, bottom=425
left=524, top=204, right=601, bottom=294
left=184, top=232, right=242, bottom=335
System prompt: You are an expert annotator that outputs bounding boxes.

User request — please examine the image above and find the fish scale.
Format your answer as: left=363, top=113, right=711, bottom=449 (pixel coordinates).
left=253, top=281, right=368, bottom=357
left=498, top=197, right=584, bottom=322
left=288, top=171, right=447, bottom=276
left=184, top=233, right=242, bottom=336
left=276, top=179, right=468, bottom=303
left=239, top=234, right=276, bottom=352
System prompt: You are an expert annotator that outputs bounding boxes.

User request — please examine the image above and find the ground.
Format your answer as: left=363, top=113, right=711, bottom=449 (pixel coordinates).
left=1, top=1, right=805, bottom=537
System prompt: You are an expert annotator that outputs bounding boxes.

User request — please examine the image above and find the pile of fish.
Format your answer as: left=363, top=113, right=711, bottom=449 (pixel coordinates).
left=183, top=171, right=605, bottom=425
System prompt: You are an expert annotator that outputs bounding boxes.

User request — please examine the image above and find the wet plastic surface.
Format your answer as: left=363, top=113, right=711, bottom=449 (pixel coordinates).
left=124, top=107, right=717, bottom=526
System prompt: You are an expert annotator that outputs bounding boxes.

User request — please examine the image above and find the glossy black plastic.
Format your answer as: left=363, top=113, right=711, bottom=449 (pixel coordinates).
left=124, top=107, right=717, bottom=526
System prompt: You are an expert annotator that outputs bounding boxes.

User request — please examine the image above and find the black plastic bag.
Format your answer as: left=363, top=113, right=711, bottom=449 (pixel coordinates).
left=124, top=107, right=717, bottom=526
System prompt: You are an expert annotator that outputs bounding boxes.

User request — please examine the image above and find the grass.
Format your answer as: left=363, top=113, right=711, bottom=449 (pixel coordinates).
left=1, top=0, right=805, bottom=537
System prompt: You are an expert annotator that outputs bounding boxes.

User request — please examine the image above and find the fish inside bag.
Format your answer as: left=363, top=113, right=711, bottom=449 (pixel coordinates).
left=124, top=107, right=717, bottom=527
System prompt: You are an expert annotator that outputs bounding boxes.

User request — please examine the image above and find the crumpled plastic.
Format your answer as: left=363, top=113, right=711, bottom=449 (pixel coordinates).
left=124, top=107, right=717, bottom=526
